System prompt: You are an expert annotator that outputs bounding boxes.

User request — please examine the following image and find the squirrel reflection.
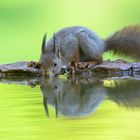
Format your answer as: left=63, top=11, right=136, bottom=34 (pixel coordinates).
left=40, top=77, right=140, bottom=117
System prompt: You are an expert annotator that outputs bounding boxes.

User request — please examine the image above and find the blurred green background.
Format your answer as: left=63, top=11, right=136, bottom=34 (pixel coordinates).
left=0, top=0, right=140, bottom=63
left=0, top=2, right=140, bottom=139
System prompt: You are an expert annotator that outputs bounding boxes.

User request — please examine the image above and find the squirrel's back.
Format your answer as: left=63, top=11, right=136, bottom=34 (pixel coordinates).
left=56, top=26, right=87, bottom=36
left=54, top=26, right=105, bottom=62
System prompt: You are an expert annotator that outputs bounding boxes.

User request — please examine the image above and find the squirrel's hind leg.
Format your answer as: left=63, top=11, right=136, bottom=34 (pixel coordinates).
left=69, top=57, right=103, bottom=73
left=88, top=57, right=103, bottom=65
left=78, top=57, right=103, bottom=69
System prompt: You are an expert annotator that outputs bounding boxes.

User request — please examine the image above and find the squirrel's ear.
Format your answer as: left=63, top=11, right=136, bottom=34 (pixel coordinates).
left=42, top=33, right=47, bottom=53
left=53, top=33, right=61, bottom=58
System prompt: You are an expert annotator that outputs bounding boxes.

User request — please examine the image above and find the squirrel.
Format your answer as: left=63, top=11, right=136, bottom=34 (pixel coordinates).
left=39, top=25, right=140, bottom=77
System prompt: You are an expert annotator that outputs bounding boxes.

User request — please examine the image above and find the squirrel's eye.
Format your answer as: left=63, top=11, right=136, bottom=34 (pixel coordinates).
left=53, top=62, right=57, bottom=67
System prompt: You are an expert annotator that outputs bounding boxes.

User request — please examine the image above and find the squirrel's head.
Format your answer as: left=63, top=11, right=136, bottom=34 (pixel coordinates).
left=39, top=33, right=62, bottom=77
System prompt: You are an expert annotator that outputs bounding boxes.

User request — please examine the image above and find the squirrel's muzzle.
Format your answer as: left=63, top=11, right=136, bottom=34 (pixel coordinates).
left=42, top=69, right=55, bottom=77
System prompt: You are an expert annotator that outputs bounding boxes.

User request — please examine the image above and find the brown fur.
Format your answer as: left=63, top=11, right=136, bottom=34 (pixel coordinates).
left=105, top=25, right=140, bottom=60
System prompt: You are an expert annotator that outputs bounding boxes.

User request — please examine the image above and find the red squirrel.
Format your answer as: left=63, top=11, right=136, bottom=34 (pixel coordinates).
left=39, top=25, right=140, bottom=77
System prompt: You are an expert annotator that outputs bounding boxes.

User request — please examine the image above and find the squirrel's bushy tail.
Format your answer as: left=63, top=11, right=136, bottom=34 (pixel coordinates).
left=105, top=25, right=140, bottom=60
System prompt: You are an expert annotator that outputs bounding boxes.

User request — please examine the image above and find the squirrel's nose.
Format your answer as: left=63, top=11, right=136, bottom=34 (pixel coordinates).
left=48, top=70, right=55, bottom=77
left=42, top=69, right=48, bottom=77
left=42, top=69, right=55, bottom=77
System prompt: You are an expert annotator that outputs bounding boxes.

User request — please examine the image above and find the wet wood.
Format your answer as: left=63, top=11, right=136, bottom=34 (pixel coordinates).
left=0, top=60, right=140, bottom=77
left=76, top=60, right=140, bottom=77
left=0, top=61, right=41, bottom=76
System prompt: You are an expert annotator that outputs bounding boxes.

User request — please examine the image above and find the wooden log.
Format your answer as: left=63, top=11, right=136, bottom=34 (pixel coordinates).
left=0, top=60, right=140, bottom=77
left=0, top=61, right=41, bottom=76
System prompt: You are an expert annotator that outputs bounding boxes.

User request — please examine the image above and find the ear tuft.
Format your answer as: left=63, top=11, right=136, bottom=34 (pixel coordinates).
left=53, top=33, right=56, bottom=53
left=42, top=33, right=47, bottom=53
left=53, top=33, right=61, bottom=58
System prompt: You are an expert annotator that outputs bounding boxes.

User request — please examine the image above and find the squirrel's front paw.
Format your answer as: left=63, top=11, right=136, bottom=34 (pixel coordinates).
left=68, top=62, right=77, bottom=74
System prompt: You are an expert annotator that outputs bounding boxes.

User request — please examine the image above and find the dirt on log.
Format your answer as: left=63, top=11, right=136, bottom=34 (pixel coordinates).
left=0, top=60, right=140, bottom=77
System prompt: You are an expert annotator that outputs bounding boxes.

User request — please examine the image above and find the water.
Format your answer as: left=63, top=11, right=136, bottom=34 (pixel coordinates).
left=0, top=76, right=140, bottom=140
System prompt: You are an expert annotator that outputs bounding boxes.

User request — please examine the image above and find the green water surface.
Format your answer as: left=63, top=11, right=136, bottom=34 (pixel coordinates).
left=0, top=77, right=140, bottom=140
